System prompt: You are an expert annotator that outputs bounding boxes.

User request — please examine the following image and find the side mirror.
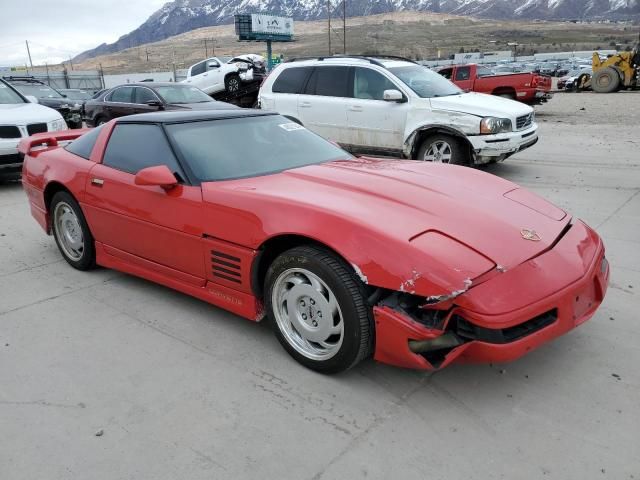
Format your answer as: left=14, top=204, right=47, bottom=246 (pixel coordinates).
left=134, top=165, right=178, bottom=190
left=25, top=95, right=39, bottom=104
left=208, top=62, right=220, bottom=69
left=383, top=89, right=405, bottom=102
left=145, top=100, right=164, bottom=109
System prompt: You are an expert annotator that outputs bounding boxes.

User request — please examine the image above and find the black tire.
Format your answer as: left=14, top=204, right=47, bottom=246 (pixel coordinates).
left=592, top=67, right=620, bottom=93
left=225, top=74, right=241, bottom=93
left=50, top=191, right=96, bottom=270
left=264, top=246, right=373, bottom=374
left=94, top=116, right=106, bottom=126
left=416, top=133, right=470, bottom=166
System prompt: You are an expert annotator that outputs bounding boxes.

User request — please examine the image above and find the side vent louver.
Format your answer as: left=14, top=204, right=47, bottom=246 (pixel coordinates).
left=211, top=250, right=242, bottom=284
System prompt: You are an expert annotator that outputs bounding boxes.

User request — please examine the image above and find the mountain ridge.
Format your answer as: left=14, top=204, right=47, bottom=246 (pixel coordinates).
left=73, top=0, right=639, bottom=62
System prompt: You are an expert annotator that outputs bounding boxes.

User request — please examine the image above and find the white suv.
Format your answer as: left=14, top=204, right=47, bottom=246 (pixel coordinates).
left=183, top=56, right=264, bottom=95
left=258, top=56, right=539, bottom=165
left=0, top=79, right=66, bottom=180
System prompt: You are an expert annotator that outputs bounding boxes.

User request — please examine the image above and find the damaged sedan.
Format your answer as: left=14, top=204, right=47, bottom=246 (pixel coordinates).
left=19, top=110, right=609, bottom=373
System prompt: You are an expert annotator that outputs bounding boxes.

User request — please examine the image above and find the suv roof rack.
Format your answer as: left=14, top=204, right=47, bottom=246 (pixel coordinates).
left=2, top=75, right=41, bottom=83
left=285, top=55, right=418, bottom=69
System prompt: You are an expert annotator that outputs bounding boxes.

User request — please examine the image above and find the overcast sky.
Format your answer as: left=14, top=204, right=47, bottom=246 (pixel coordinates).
left=0, top=0, right=168, bottom=66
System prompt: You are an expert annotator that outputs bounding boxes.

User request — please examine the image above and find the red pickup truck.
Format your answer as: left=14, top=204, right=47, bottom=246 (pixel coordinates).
left=437, top=64, right=553, bottom=105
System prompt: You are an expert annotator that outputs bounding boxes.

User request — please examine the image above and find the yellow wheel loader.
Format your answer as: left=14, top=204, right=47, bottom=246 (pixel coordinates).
left=591, top=35, right=640, bottom=93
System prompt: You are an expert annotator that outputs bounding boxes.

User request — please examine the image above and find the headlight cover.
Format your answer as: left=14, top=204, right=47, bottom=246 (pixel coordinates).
left=480, top=117, right=512, bottom=134
left=48, top=118, right=68, bottom=132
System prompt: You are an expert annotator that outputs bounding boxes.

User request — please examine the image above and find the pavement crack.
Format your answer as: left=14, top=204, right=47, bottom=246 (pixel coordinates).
left=596, top=189, right=640, bottom=229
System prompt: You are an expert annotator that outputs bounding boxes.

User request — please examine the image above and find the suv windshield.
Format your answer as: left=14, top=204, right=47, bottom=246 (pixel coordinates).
left=388, top=65, right=462, bottom=98
left=166, top=115, right=352, bottom=182
left=155, top=85, right=212, bottom=104
left=0, top=82, right=26, bottom=104
left=13, top=84, right=64, bottom=99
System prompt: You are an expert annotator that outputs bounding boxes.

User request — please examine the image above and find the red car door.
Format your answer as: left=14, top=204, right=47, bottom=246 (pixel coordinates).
left=82, top=123, right=205, bottom=282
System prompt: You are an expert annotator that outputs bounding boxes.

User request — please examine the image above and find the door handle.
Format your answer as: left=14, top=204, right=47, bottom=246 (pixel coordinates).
left=91, top=178, right=104, bottom=187
left=300, top=102, right=312, bottom=108
left=349, top=106, right=363, bottom=112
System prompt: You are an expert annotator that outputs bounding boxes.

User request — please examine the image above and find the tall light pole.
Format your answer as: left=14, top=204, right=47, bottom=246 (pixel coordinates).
left=327, top=0, right=331, bottom=55
left=343, top=0, right=346, bottom=54
left=508, top=42, right=519, bottom=62
left=25, top=40, right=33, bottom=69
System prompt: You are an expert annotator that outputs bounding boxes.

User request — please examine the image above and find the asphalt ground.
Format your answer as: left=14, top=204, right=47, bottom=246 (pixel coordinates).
left=1, top=90, right=638, bottom=479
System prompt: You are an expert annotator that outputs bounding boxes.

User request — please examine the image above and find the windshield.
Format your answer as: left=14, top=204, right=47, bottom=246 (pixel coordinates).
left=61, top=90, right=91, bottom=100
left=155, top=85, right=212, bottom=104
left=476, top=66, right=494, bottom=77
left=388, top=65, right=462, bottom=98
left=13, top=84, right=64, bottom=99
left=0, top=82, right=26, bottom=104
left=166, top=115, right=352, bottom=182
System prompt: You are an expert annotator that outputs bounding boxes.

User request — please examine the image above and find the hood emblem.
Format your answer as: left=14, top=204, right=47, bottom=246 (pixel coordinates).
left=521, top=228, right=541, bottom=241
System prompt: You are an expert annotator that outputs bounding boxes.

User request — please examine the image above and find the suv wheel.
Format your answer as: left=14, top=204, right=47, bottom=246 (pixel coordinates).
left=417, top=134, right=469, bottom=166
left=225, top=74, right=241, bottom=93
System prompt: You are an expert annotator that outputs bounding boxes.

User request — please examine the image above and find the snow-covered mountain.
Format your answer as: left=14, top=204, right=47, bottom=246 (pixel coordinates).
left=73, top=0, right=639, bottom=62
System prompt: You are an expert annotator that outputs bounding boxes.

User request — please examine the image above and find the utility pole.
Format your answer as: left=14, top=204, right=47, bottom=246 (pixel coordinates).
left=68, top=56, right=74, bottom=70
left=327, top=0, right=331, bottom=55
left=25, top=40, right=33, bottom=68
left=145, top=48, right=150, bottom=62
left=343, top=0, right=346, bottom=54
left=211, top=38, right=215, bottom=56
left=204, top=38, right=208, bottom=57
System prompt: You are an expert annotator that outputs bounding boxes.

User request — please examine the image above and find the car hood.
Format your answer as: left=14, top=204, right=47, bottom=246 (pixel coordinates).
left=206, top=159, right=569, bottom=272
left=429, top=92, right=532, bottom=118
left=38, top=97, right=81, bottom=110
left=0, top=102, right=63, bottom=124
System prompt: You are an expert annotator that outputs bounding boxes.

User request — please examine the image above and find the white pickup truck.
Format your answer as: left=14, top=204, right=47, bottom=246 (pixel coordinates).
left=182, top=55, right=265, bottom=96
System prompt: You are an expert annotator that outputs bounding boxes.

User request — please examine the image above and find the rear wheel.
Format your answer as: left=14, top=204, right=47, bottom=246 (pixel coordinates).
left=264, top=246, right=373, bottom=374
left=416, top=134, right=469, bottom=166
left=51, top=191, right=96, bottom=270
left=592, top=67, right=620, bottom=93
left=225, top=74, right=241, bottom=93
left=95, top=116, right=107, bottom=126
left=495, top=92, right=516, bottom=100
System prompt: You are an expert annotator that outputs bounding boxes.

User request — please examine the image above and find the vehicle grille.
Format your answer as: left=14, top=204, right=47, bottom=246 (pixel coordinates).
left=453, top=309, right=557, bottom=344
left=516, top=113, right=534, bottom=130
left=0, top=126, right=21, bottom=139
left=211, top=250, right=242, bottom=284
left=0, top=153, right=23, bottom=166
left=27, top=123, right=48, bottom=135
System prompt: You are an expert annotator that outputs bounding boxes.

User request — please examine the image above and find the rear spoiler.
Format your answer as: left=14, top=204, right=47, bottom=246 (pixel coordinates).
left=18, top=128, right=91, bottom=156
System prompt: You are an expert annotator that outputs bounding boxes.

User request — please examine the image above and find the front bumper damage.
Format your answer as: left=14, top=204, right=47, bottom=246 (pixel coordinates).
left=372, top=220, right=609, bottom=370
left=470, top=123, right=539, bottom=164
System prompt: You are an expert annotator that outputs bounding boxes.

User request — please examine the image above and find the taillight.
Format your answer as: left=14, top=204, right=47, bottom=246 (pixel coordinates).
left=531, top=76, right=539, bottom=88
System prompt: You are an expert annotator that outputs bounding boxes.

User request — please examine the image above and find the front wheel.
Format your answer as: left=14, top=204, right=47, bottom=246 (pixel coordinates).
left=225, top=74, right=241, bottom=93
left=51, top=191, right=96, bottom=270
left=264, top=246, right=373, bottom=374
left=416, top=134, right=470, bottom=166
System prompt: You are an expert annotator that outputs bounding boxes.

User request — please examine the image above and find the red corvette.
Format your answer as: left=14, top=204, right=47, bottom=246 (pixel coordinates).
left=19, top=110, right=609, bottom=373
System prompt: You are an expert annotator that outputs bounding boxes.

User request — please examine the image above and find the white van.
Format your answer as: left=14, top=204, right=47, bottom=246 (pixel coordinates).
left=258, top=56, right=539, bottom=165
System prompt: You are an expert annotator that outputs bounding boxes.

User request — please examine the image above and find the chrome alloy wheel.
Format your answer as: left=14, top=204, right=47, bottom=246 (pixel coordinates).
left=271, top=268, right=344, bottom=361
left=424, top=140, right=453, bottom=163
left=53, top=201, right=84, bottom=260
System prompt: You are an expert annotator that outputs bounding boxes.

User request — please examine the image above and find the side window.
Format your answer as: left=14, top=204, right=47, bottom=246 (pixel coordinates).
left=102, top=124, right=185, bottom=178
left=439, top=68, right=453, bottom=79
left=108, top=87, right=133, bottom=103
left=134, top=87, right=159, bottom=104
left=65, top=125, right=104, bottom=160
left=455, top=67, right=471, bottom=81
left=272, top=67, right=312, bottom=94
left=190, top=61, right=207, bottom=76
left=352, top=67, right=399, bottom=100
left=305, top=66, right=350, bottom=97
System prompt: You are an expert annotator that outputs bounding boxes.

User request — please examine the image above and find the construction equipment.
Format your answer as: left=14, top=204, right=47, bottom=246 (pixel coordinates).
left=591, top=33, right=640, bottom=93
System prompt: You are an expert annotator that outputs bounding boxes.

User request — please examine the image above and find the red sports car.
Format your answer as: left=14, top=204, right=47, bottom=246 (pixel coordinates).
left=19, top=110, right=609, bottom=373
